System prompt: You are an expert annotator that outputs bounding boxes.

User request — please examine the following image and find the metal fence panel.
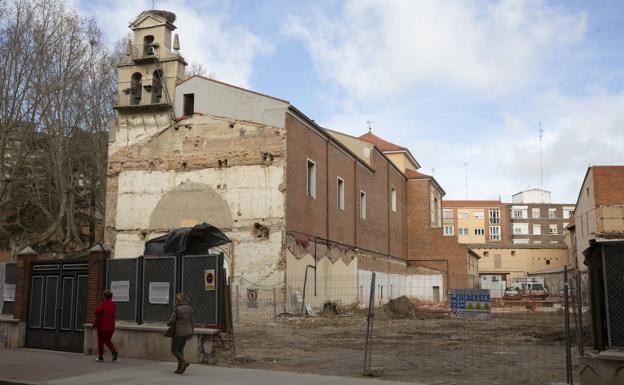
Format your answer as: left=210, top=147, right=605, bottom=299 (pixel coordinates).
left=105, top=258, right=139, bottom=321
left=604, top=244, right=624, bottom=348
left=142, top=257, right=176, bottom=323
left=181, top=254, right=220, bottom=325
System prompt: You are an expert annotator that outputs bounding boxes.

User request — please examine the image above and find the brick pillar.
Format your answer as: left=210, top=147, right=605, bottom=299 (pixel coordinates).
left=13, top=247, right=39, bottom=321
left=86, top=244, right=110, bottom=324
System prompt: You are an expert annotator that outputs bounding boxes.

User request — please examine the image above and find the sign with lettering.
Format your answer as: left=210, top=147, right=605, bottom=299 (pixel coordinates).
left=3, top=284, right=15, bottom=302
left=149, top=282, right=170, bottom=305
left=450, top=289, right=491, bottom=319
left=110, top=281, right=130, bottom=302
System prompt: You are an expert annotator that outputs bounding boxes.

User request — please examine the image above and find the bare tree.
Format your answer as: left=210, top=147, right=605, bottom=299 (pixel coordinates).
left=0, top=0, right=117, bottom=257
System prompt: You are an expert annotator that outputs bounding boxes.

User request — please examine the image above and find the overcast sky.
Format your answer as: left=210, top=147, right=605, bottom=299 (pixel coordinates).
left=74, top=0, right=624, bottom=203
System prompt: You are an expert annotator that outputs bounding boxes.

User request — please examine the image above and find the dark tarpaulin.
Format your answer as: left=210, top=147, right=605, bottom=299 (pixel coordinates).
left=144, top=223, right=231, bottom=256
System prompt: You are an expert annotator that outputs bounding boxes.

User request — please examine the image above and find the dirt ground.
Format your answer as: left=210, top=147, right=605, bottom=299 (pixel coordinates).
left=227, top=299, right=583, bottom=385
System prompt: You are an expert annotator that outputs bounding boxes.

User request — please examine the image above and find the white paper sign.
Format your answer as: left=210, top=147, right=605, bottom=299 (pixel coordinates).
left=149, top=282, right=170, bottom=304
left=110, top=281, right=130, bottom=302
left=3, top=284, right=15, bottom=302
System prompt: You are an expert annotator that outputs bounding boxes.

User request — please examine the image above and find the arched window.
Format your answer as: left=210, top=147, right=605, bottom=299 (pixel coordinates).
left=130, top=72, right=142, bottom=105
left=151, top=70, right=163, bottom=104
left=143, top=35, right=155, bottom=56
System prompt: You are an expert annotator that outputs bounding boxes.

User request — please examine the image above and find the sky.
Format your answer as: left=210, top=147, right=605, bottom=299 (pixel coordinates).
left=74, top=0, right=624, bottom=203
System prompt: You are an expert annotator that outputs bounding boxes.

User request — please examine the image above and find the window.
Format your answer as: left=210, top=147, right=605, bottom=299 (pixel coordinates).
left=443, top=225, right=454, bottom=236
left=549, top=224, right=558, bottom=234
left=548, top=208, right=557, bottom=219
left=337, top=178, right=344, bottom=211
left=563, top=208, right=574, bottom=218
left=360, top=191, right=366, bottom=220
left=512, top=209, right=527, bottom=219
left=511, top=250, right=516, bottom=256
left=532, top=208, right=541, bottom=219
left=489, top=226, right=500, bottom=241
left=474, top=211, right=484, bottom=219
left=483, top=251, right=489, bottom=257
left=183, top=93, right=194, bottom=116
left=306, top=160, right=316, bottom=198
left=513, top=223, right=529, bottom=235
left=130, top=72, right=142, bottom=105
left=475, top=228, right=485, bottom=235
left=151, top=70, right=163, bottom=104
left=458, top=211, right=469, bottom=219
left=546, top=259, right=551, bottom=265
left=443, top=209, right=454, bottom=219
left=489, top=209, right=500, bottom=224
left=533, top=224, right=541, bottom=235
left=458, top=228, right=469, bottom=236
left=391, top=187, right=397, bottom=213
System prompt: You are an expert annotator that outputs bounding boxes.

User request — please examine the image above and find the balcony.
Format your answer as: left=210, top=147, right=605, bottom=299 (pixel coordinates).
left=113, top=92, right=170, bottom=112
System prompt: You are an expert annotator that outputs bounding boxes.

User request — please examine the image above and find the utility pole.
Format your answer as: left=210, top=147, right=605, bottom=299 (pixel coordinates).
left=464, top=162, right=468, bottom=200
left=539, top=123, right=544, bottom=189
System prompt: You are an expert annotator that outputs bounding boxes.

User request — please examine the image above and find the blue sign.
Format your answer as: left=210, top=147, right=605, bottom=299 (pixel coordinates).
left=450, top=289, right=491, bottom=319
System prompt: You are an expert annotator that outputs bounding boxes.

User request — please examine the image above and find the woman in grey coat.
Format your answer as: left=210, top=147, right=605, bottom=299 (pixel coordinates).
left=168, top=292, right=194, bottom=374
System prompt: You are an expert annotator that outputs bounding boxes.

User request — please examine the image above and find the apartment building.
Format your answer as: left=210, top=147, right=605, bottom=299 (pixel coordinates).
left=509, top=188, right=574, bottom=246
left=442, top=200, right=509, bottom=244
left=105, top=10, right=476, bottom=300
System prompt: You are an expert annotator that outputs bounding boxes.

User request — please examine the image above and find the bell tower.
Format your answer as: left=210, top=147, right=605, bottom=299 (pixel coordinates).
left=112, top=10, right=187, bottom=151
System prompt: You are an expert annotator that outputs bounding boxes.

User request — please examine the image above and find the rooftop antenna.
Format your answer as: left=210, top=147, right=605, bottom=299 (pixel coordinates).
left=539, top=122, right=544, bottom=189
left=464, top=162, right=468, bottom=200
left=366, top=120, right=372, bottom=133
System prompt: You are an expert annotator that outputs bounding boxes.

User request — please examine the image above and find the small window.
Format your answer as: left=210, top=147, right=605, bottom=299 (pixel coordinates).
left=458, top=211, right=468, bottom=219
left=533, top=224, right=541, bottom=235
left=511, top=250, right=516, bottom=256
left=183, top=93, right=194, bottom=116
left=548, top=208, right=557, bottom=219
left=546, top=259, right=551, bottom=265
left=474, top=211, right=484, bottom=219
left=307, top=160, right=316, bottom=198
left=443, top=225, right=454, bottom=236
left=483, top=251, right=489, bottom=257
left=443, top=209, right=454, bottom=219
left=391, top=187, right=397, bottom=213
left=360, top=191, right=366, bottom=220
left=532, top=208, right=540, bottom=219
left=474, top=228, right=485, bottom=235
left=337, top=177, right=345, bottom=211
left=549, top=224, right=558, bottom=234
left=458, top=228, right=469, bottom=236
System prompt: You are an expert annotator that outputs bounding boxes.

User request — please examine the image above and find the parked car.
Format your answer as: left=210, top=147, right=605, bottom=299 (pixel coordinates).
left=524, top=283, right=548, bottom=300
left=503, top=287, right=522, bottom=300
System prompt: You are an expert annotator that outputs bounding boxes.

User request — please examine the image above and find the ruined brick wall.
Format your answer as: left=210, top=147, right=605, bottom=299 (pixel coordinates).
left=105, top=113, right=287, bottom=281
left=406, top=178, right=471, bottom=279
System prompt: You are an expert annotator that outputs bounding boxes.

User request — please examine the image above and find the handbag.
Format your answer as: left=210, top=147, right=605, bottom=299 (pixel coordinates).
left=165, top=324, right=175, bottom=337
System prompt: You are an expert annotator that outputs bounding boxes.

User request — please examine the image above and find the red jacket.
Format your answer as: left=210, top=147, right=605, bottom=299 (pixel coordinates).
left=94, top=299, right=116, bottom=331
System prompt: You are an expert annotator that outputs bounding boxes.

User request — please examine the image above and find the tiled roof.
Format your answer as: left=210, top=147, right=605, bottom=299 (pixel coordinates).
left=404, top=169, right=431, bottom=179
left=358, top=132, right=406, bottom=152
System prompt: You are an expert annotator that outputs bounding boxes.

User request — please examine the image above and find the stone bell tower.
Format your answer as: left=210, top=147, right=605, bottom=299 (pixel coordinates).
left=111, top=10, right=187, bottom=153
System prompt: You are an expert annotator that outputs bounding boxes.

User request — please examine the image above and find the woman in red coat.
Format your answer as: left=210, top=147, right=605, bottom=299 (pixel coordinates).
left=94, top=289, right=118, bottom=362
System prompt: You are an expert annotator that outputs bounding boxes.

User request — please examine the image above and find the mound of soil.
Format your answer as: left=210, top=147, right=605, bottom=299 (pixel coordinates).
left=376, top=296, right=427, bottom=320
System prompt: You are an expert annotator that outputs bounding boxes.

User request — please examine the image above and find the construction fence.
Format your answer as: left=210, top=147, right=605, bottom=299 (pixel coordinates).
left=230, top=271, right=589, bottom=385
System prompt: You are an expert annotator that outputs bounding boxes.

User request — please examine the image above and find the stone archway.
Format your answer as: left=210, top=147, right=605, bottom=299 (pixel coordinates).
left=149, top=182, right=233, bottom=230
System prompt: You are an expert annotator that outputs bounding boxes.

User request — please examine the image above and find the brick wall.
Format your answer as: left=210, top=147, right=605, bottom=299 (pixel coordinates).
left=86, top=246, right=110, bottom=325
left=593, top=166, right=624, bottom=205
left=285, top=112, right=407, bottom=260
left=406, top=178, right=471, bottom=281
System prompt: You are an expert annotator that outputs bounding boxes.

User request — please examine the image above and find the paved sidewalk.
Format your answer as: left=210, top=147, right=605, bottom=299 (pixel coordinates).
left=0, top=349, right=422, bottom=385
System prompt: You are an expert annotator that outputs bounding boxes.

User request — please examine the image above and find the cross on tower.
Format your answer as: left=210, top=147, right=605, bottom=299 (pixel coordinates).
left=366, top=120, right=373, bottom=133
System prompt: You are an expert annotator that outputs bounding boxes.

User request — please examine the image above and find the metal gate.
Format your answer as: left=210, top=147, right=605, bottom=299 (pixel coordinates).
left=26, top=260, right=89, bottom=352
